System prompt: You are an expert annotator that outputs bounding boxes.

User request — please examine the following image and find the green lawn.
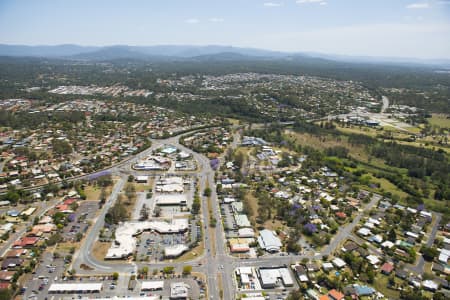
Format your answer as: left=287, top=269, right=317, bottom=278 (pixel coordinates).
left=368, top=176, right=409, bottom=199
left=372, top=274, right=400, bottom=299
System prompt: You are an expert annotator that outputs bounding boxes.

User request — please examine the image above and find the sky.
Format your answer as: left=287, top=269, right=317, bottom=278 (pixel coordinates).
left=0, top=0, right=449, bottom=59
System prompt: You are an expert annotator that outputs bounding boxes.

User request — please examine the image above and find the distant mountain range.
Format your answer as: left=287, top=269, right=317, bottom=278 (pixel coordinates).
left=0, top=44, right=449, bottom=67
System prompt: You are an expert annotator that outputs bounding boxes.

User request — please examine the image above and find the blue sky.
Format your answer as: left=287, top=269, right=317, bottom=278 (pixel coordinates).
left=0, top=0, right=449, bottom=59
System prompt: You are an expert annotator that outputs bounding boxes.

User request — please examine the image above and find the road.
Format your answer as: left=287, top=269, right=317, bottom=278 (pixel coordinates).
left=71, top=176, right=133, bottom=274
left=405, top=212, right=441, bottom=275
left=321, top=194, right=381, bottom=257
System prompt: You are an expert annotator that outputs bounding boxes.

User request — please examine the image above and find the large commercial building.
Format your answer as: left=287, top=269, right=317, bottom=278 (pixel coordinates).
left=48, top=283, right=103, bottom=294
left=105, top=219, right=189, bottom=259
left=257, top=229, right=282, bottom=253
left=258, top=267, right=294, bottom=289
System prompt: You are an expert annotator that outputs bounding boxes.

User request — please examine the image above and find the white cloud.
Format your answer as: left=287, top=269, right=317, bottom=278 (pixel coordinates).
left=209, top=17, right=224, bottom=23
left=186, top=18, right=200, bottom=24
left=264, top=2, right=283, bottom=7
left=296, top=0, right=327, bottom=5
left=296, top=0, right=325, bottom=4
left=406, top=2, right=430, bottom=9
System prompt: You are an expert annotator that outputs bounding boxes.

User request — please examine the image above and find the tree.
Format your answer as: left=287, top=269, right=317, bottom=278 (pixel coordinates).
left=112, top=272, right=119, bottom=281
left=182, top=265, right=192, bottom=275
left=421, top=246, right=438, bottom=262
left=203, top=187, right=211, bottom=197
left=162, top=266, right=174, bottom=274
left=0, top=288, right=12, bottom=300
left=52, top=139, right=72, bottom=155
left=105, top=198, right=128, bottom=224
left=286, top=289, right=302, bottom=300
left=3, top=188, right=20, bottom=204
left=99, top=187, right=107, bottom=204
left=75, top=232, right=83, bottom=242
left=153, top=206, right=161, bottom=218
left=191, top=195, right=201, bottom=214
left=124, top=183, right=136, bottom=203
left=387, top=228, right=397, bottom=242
left=140, top=204, right=149, bottom=220
left=139, top=266, right=149, bottom=277
left=47, top=233, right=63, bottom=246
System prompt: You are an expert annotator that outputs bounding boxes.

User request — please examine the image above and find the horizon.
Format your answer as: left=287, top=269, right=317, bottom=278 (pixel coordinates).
left=2, top=43, right=450, bottom=63
left=1, top=0, right=450, bottom=59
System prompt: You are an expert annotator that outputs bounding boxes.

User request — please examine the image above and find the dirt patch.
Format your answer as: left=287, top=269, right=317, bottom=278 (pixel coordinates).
left=91, top=241, right=111, bottom=261
left=85, top=186, right=101, bottom=201
left=262, top=219, right=285, bottom=232
left=56, top=242, right=77, bottom=254
left=244, top=192, right=259, bottom=224
left=85, top=185, right=112, bottom=201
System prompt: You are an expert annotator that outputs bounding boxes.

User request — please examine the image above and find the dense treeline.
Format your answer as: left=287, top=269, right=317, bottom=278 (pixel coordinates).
left=384, top=88, right=450, bottom=114
left=142, top=96, right=271, bottom=122
left=0, top=111, right=85, bottom=129
left=346, top=133, right=449, bottom=185
left=93, top=113, right=141, bottom=123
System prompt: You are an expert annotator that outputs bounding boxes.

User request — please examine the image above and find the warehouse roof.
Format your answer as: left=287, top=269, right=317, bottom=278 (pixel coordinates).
left=48, top=283, right=102, bottom=293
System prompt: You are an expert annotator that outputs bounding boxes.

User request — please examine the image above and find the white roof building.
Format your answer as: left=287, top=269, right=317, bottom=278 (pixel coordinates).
left=170, top=282, right=189, bottom=299
left=48, top=283, right=102, bottom=293
left=357, top=227, right=371, bottom=236
left=231, top=202, right=243, bottom=213
left=141, top=281, right=164, bottom=291
left=332, top=257, right=347, bottom=269
left=238, top=228, right=255, bottom=238
left=164, top=244, right=189, bottom=258
left=322, top=262, right=334, bottom=271
left=235, top=214, right=251, bottom=228
left=381, top=241, right=395, bottom=249
left=135, top=176, right=149, bottom=183
left=422, top=280, right=438, bottom=291
left=105, top=219, right=189, bottom=259
left=155, top=184, right=184, bottom=193
left=223, top=197, right=236, bottom=204
left=366, top=255, right=380, bottom=266
left=258, top=267, right=293, bottom=289
left=257, top=229, right=282, bottom=252
left=155, top=194, right=187, bottom=206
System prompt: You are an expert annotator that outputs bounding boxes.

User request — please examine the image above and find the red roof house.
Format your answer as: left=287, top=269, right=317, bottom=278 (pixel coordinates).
left=329, top=289, right=345, bottom=300
left=13, top=237, right=39, bottom=248
left=381, top=262, right=394, bottom=275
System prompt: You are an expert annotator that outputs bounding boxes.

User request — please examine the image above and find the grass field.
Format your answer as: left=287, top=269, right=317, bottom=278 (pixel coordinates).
left=428, top=114, right=450, bottom=128
left=56, top=242, right=77, bottom=253
left=286, top=130, right=388, bottom=167
left=372, top=274, right=401, bottom=299
left=133, top=179, right=154, bottom=192
left=335, top=123, right=449, bottom=153
left=85, top=186, right=101, bottom=201
left=367, top=176, right=409, bottom=199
